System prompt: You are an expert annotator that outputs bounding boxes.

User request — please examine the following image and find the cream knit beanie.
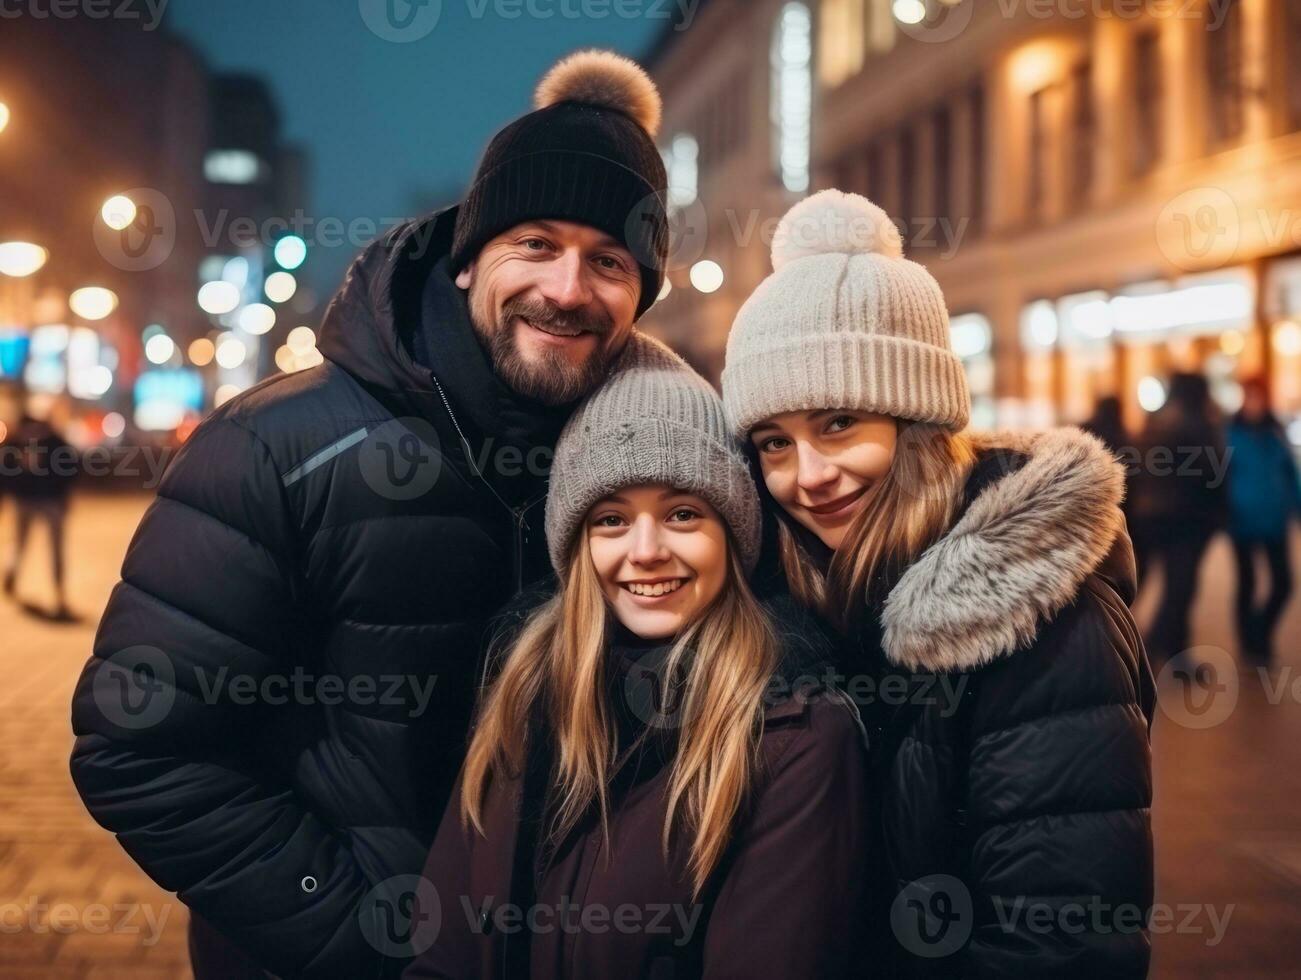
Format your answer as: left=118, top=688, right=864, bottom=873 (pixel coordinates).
left=545, top=332, right=761, bottom=575
left=721, top=190, right=970, bottom=437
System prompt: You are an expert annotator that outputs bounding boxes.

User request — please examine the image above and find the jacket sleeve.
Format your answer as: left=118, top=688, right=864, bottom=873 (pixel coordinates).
left=402, top=772, right=480, bottom=980
left=963, top=579, right=1155, bottom=979
left=68, top=415, right=379, bottom=979
left=702, top=693, right=871, bottom=980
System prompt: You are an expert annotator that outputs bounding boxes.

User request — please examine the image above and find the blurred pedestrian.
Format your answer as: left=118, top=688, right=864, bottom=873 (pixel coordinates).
left=1084, top=394, right=1136, bottom=521
left=1226, top=377, right=1300, bottom=662
left=1083, top=394, right=1128, bottom=455
left=1130, top=372, right=1228, bottom=664
left=3, top=401, right=76, bottom=620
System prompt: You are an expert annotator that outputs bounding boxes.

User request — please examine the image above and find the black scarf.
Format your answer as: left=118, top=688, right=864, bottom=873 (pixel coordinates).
left=410, top=256, right=575, bottom=507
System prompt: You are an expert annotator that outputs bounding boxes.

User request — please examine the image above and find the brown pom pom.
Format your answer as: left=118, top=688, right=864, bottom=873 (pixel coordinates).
left=534, top=49, right=662, bottom=138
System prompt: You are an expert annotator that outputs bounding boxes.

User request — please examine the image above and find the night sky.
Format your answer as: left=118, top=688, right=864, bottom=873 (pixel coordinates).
left=166, top=0, right=667, bottom=301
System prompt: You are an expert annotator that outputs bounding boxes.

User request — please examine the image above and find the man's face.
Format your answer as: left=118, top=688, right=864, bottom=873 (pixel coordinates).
left=455, top=219, right=641, bottom=405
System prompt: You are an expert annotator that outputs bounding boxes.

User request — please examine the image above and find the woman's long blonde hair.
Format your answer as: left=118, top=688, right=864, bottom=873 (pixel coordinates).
left=460, top=528, right=779, bottom=897
left=777, top=421, right=976, bottom=630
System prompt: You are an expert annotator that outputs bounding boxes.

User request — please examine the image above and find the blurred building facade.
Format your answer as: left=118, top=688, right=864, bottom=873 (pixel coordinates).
left=0, top=17, right=315, bottom=446
left=644, top=0, right=1301, bottom=438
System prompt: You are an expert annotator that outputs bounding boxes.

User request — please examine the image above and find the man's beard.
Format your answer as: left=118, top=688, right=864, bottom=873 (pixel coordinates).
left=469, top=290, right=623, bottom=406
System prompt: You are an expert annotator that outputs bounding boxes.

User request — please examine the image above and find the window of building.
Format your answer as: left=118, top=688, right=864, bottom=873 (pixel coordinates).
left=899, top=124, right=917, bottom=222
left=1131, top=32, right=1161, bottom=176
left=865, top=140, right=885, bottom=205
left=1207, top=0, right=1244, bottom=145
left=867, top=0, right=897, bottom=53
left=969, top=80, right=985, bottom=236
left=1027, top=87, right=1048, bottom=222
left=1070, top=60, right=1095, bottom=202
left=771, top=1, right=813, bottom=193
left=663, top=133, right=699, bottom=209
left=932, top=104, right=952, bottom=229
left=820, top=0, right=865, bottom=87
left=1288, top=0, right=1301, bottom=131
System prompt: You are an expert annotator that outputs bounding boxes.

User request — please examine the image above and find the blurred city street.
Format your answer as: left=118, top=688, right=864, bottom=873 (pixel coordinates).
left=0, top=494, right=190, bottom=980
left=0, top=491, right=1298, bottom=978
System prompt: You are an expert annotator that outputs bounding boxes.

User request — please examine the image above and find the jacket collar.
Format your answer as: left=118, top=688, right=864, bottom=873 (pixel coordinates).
left=316, top=208, right=455, bottom=426
left=881, top=427, right=1130, bottom=674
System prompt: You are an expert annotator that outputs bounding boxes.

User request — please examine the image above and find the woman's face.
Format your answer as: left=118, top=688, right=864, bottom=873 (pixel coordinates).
left=587, top=484, right=729, bottom=640
left=750, top=409, right=897, bottom=551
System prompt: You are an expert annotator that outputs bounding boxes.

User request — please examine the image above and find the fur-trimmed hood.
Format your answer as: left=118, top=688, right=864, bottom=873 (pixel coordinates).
left=881, top=426, right=1130, bottom=674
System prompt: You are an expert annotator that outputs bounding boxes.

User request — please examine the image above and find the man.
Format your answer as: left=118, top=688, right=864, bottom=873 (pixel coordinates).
left=69, top=50, right=668, bottom=979
left=4, top=398, right=77, bottom=619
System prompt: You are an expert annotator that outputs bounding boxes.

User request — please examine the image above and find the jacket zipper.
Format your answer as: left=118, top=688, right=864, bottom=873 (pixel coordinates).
left=429, top=370, right=545, bottom=592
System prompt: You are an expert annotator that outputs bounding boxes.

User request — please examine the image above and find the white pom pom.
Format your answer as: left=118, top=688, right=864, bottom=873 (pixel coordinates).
left=770, top=190, right=904, bottom=271
left=534, top=49, right=662, bottom=138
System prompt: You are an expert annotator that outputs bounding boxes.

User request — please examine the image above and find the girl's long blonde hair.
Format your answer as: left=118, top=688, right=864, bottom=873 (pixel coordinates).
left=777, top=421, right=976, bottom=630
left=460, top=529, right=779, bottom=897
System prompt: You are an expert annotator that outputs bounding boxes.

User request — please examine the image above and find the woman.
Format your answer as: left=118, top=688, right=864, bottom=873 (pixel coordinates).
left=405, top=335, right=869, bottom=980
left=721, top=190, right=1156, bottom=978
left=1225, top=376, right=1300, bottom=662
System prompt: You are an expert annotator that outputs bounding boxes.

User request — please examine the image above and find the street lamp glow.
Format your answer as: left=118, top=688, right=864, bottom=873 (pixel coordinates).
left=892, top=0, right=926, bottom=24
left=274, top=235, right=308, bottom=270
left=239, top=302, right=277, bottom=335
left=1137, top=376, right=1167, bottom=413
left=82, top=365, right=113, bottom=397
left=1275, top=321, right=1301, bottom=356
left=0, top=241, right=48, bottom=278
left=222, top=256, right=250, bottom=287
left=287, top=325, right=316, bottom=354
left=214, top=383, right=243, bottom=407
left=145, top=334, right=176, bottom=365
left=656, top=278, right=672, bottom=302
left=264, top=271, right=297, bottom=304
left=101, top=195, right=137, bottom=231
left=215, top=334, right=247, bottom=370
left=69, top=286, right=119, bottom=321
left=0, top=101, right=9, bottom=134
left=197, top=280, right=241, bottom=316
left=188, top=337, right=215, bottom=366
left=689, top=260, right=725, bottom=294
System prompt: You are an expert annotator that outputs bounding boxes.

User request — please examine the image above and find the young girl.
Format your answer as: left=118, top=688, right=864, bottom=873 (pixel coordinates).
left=405, top=335, right=869, bottom=980
left=722, top=191, right=1156, bottom=978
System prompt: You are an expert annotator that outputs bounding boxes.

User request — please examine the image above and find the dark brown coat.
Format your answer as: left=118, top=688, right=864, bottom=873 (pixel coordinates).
left=403, top=686, right=870, bottom=980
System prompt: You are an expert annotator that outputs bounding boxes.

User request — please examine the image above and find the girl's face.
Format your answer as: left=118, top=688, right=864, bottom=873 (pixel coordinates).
left=749, top=409, right=897, bottom=551
left=587, top=484, right=729, bottom=640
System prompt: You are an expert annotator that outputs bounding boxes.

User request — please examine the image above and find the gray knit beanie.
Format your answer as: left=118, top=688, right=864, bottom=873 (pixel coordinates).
left=721, top=189, right=970, bottom=437
left=545, top=332, right=761, bottom=575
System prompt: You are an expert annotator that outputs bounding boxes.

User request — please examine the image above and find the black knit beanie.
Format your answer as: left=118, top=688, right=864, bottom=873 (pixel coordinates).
left=450, top=50, right=669, bottom=319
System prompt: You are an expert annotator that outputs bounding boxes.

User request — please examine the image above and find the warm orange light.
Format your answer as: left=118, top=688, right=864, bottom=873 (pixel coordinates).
left=1009, top=41, right=1063, bottom=93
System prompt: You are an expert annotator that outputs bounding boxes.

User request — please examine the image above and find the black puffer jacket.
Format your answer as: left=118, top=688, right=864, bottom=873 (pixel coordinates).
left=68, top=207, right=587, bottom=979
left=846, top=428, right=1156, bottom=979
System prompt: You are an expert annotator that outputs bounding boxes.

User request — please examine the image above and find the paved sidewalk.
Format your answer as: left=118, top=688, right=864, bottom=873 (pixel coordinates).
left=0, top=493, right=191, bottom=979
